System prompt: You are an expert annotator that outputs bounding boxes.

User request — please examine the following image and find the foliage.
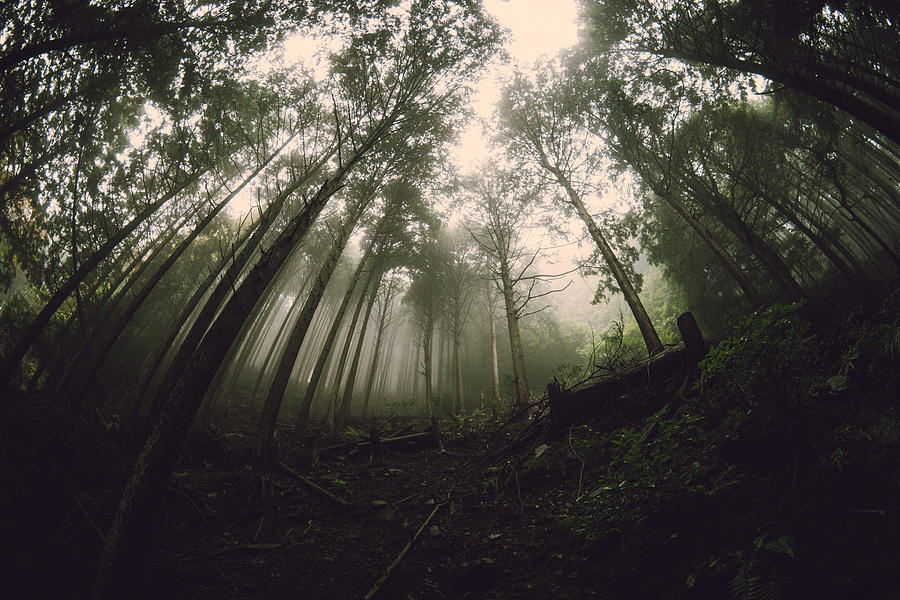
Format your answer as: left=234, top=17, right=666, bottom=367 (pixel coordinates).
left=698, top=303, right=812, bottom=405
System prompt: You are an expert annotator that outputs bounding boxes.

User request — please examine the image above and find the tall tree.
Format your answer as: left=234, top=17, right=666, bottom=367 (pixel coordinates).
left=91, top=3, right=501, bottom=593
left=497, top=65, right=664, bottom=355
left=466, top=167, right=560, bottom=413
left=404, top=241, right=446, bottom=417
left=442, top=228, right=479, bottom=413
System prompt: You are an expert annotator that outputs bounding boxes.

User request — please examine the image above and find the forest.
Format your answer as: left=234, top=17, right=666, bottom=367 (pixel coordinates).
left=1, top=0, right=898, bottom=598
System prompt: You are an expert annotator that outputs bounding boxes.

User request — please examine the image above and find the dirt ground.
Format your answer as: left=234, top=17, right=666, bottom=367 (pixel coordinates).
left=142, top=415, right=596, bottom=600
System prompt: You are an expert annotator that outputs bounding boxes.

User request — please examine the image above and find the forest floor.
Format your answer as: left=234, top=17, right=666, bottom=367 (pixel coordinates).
left=124, top=411, right=600, bottom=600
left=4, top=301, right=900, bottom=599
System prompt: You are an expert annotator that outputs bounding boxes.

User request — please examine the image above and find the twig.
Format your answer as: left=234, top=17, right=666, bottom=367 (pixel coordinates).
left=69, top=486, right=104, bottom=541
left=211, top=542, right=282, bottom=556
left=364, top=502, right=445, bottom=600
left=393, top=492, right=419, bottom=507
left=170, top=484, right=208, bottom=524
left=567, top=427, right=585, bottom=502
left=253, top=517, right=265, bottom=542
left=514, top=470, right=524, bottom=515
left=277, top=462, right=352, bottom=512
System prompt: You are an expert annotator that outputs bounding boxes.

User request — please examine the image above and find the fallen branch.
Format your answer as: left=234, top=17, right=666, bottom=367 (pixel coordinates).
left=211, top=542, right=282, bottom=556
left=319, top=431, right=439, bottom=456
left=277, top=462, right=352, bottom=512
left=69, top=486, right=104, bottom=541
left=364, top=502, right=445, bottom=600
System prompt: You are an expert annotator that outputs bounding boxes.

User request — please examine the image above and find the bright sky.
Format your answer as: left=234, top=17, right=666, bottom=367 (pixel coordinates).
left=451, top=0, right=581, bottom=172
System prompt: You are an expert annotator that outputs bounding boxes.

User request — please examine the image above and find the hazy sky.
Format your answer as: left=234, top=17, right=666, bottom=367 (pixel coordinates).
left=452, top=0, right=581, bottom=171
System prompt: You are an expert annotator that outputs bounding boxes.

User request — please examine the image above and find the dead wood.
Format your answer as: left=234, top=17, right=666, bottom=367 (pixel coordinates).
left=319, top=430, right=439, bottom=456
left=364, top=502, right=445, bottom=600
left=69, top=486, right=104, bottom=541
left=277, top=462, right=352, bottom=512
left=211, top=542, right=282, bottom=556
left=548, top=312, right=708, bottom=434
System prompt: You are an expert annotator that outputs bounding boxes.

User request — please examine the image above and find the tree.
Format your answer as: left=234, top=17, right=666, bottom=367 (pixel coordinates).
left=441, top=228, right=479, bottom=413
left=579, top=0, right=900, bottom=145
left=404, top=240, right=446, bottom=417
left=361, top=273, right=404, bottom=418
left=466, top=167, right=567, bottom=412
left=497, top=64, right=664, bottom=355
left=91, top=3, right=501, bottom=593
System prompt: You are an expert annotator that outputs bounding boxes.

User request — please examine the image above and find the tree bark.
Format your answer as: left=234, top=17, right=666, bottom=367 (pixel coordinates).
left=325, top=270, right=376, bottom=434
left=338, top=277, right=380, bottom=428
left=422, top=324, right=434, bottom=417
left=654, top=186, right=766, bottom=308
left=547, top=163, right=663, bottom=355
left=499, top=269, right=530, bottom=412
left=90, top=115, right=384, bottom=596
left=488, top=301, right=501, bottom=405
left=294, top=249, right=373, bottom=436
left=60, top=141, right=292, bottom=413
left=361, top=283, right=394, bottom=419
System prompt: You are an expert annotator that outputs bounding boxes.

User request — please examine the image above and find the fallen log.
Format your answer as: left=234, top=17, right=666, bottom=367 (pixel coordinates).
left=277, top=462, right=352, bottom=512
left=548, top=312, right=707, bottom=434
left=319, top=428, right=440, bottom=456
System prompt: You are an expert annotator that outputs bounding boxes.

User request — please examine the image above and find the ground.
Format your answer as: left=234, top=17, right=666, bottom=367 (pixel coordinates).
left=134, top=413, right=600, bottom=599
left=4, top=300, right=900, bottom=599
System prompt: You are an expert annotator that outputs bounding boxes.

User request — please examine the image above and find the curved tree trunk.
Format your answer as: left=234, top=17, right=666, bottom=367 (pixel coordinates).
left=0, top=167, right=206, bottom=387
left=294, top=250, right=373, bottom=436
left=338, top=278, right=380, bottom=428
left=655, top=186, right=766, bottom=308
left=361, top=284, right=393, bottom=419
left=325, top=271, right=375, bottom=434
left=90, top=115, right=387, bottom=596
left=59, top=140, right=293, bottom=413
left=252, top=209, right=362, bottom=465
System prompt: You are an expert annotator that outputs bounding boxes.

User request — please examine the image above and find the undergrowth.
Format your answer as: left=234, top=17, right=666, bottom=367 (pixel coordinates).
left=531, top=300, right=900, bottom=599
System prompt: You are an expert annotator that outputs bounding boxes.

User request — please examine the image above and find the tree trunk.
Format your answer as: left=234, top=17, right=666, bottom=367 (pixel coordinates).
left=338, top=277, right=380, bottom=428
left=547, top=163, right=663, bottom=355
left=361, top=285, right=393, bottom=419
left=294, top=250, right=373, bottom=436
left=0, top=167, right=207, bottom=387
left=90, top=120, right=381, bottom=597
left=655, top=187, right=766, bottom=308
left=422, top=325, right=434, bottom=417
left=500, top=270, right=530, bottom=412
left=454, top=333, right=464, bottom=413
left=60, top=144, right=289, bottom=413
left=488, top=301, right=501, bottom=405
left=120, top=234, right=239, bottom=426
left=325, top=271, right=375, bottom=434
left=253, top=209, right=363, bottom=465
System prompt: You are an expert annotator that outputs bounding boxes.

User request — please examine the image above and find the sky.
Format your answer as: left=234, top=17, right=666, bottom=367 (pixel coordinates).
left=451, top=0, right=581, bottom=172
